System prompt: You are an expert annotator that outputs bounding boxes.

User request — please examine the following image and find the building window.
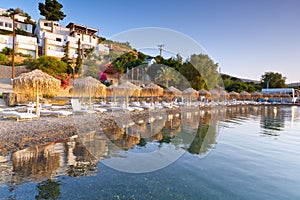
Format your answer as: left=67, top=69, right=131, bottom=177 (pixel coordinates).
left=44, top=22, right=51, bottom=27
left=20, top=24, right=27, bottom=30
left=56, top=38, right=62, bottom=42
left=0, top=22, right=3, bottom=26
left=5, top=23, right=12, bottom=28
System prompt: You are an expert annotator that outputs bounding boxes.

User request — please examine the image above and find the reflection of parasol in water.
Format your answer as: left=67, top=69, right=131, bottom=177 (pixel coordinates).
left=74, top=76, right=106, bottom=107
left=13, top=69, right=61, bottom=116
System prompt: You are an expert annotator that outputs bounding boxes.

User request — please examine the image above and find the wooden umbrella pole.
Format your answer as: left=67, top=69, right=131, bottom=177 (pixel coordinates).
left=36, top=84, right=39, bottom=117
left=89, top=89, right=92, bottom=109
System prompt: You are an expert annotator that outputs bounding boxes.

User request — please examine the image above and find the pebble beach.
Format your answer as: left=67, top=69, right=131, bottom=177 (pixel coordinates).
left=0, top=107, right=182, bottom=156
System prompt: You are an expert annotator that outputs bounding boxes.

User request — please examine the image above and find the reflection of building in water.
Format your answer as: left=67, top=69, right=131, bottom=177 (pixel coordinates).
left=11, top=143, right=61, bottom=183
left=80, top=131, right=108, bottom=160
left=2, top=137, right=97, bottom=185
left=260, top=106, right=285, bottom=136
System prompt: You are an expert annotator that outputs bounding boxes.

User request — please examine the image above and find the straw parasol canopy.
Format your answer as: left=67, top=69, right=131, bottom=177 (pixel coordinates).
left=141, top=83, right=164, bottom=97
left=220, top=90, right=230, bottom=100
left=198, top=89, right=211, bottom=99
left=240, top=91, right=251, bottom=100
left=163, top=86, right=182, bottom=98
left=182, top=88, right=199, bottom=104
left=74, top=76, right=106, bottom=107
left=13, top=69, right=61, bottom=115
left=229, top=91, right=240, bottom=99
left=106, top=84, right=116, bottom=96
left=115, top=81, right=140, bottom=107
left=182, top=88, right=198, bottom=97
left=116, top=81, right=140, bottom=97
left=209, top=89, right=220, bottom=101
left=251, top=91, right=263, bottom=99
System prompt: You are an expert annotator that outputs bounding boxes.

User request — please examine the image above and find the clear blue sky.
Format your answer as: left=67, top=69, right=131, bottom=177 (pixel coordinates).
left=2, top=0, right=300, bottom=83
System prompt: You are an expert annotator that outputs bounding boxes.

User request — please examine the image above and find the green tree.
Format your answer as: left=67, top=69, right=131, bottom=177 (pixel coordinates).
left=113, top=60, right=125, bottom=81
left=180, top=62, right=205, bottom=90
left=36, top=179, right=61, bottom=200
left=189, top=54, right=219, bottom=90
left=25, top=55, right=68, bottom=74
left=156, top=54, right=183, bottom=71
left=155, top=66, right=180, bottom=88
left=7, top=8, right=36, bottom=26
left=261, top=72, right=286, bottom=88
left=38, top=0, right=66, bottom=21
left=179, top=54, right=219, bottom=90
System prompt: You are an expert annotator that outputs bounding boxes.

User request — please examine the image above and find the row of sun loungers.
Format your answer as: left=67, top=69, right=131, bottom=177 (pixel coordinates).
left=1, top=98, right=271, bottom=122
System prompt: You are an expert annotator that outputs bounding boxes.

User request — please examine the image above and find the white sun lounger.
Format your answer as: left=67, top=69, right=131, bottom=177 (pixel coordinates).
left=2, top=111, right=38, bottom=121
left=93, top=107, right=107, bottom=113
left=71, top=99, right=96, bottom=114
left=40, top=110, right=73, bottom=117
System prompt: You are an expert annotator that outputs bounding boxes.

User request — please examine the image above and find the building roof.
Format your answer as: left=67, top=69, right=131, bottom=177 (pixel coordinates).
left=66, top=22, right=98, bottom=33
left=145, top=57, right=156, bottom=62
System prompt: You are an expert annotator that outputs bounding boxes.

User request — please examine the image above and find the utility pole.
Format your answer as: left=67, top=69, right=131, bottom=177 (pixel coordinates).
left=11, top=13, right=16, bottom=82
left=158, top=44, right=164, bottom=57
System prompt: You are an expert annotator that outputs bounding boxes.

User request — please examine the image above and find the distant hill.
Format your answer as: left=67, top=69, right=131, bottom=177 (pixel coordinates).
left=221, top=73, right=260, bottom=84
left=102, top=40, right=136, bottom=57
left=239, top=77, right=260, bottom=84
left=287, top=82, right=300, bottom=87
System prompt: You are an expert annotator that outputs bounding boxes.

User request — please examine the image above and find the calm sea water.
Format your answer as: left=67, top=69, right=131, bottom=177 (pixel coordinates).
left=0, top=105, right=300, bottom=200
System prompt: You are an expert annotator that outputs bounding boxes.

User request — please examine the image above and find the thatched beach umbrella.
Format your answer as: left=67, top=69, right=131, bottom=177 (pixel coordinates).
left=251, top=91, right=262, bottom=100
left=13, top=69, right=61, bottom=116
left=163, top=86, right=182, bottom=101
left=198, top=89, right=211, bottom=99
left=141, top=83, right=163, bottom=104
left=182, top=88, right=199, bottom=104
left=240, top=91, right=251, bottom=100
left=229, top=91, right=240, bottom=100
left=209, top=89, right=220, bottom=101
left=115, top=81, right=140, bottom=107
left=74, top=76, right=106, bottom=107
left=220, top=90, right=229, bottom=100
left=141, top=83, right=164, bottom=97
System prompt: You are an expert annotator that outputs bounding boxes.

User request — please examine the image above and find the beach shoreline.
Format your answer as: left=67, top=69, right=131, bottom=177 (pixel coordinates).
left=0, top=103, right=298, bottom=156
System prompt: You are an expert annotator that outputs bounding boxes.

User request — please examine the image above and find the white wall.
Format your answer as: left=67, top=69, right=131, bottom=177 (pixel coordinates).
left=0, top=16, right=13, bottom=32
left=0, top=34, right=37, bottom=58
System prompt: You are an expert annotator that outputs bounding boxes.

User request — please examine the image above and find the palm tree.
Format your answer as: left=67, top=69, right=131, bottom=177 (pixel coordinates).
left=113, top=60, right=125, bottom=82
left=155, top=66, right=179, bottom=88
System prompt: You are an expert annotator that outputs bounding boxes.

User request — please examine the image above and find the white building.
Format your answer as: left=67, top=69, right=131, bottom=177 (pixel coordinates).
left=0, top=15, right=33, bottom=34
left=0, top=15, right=37, bottom=58
left=35, top=19, right=109, bottom=59
left=0, top=34, right=38, bottom=58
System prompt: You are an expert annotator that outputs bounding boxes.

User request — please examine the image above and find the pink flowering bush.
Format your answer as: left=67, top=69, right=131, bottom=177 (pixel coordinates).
left=48, top=72, right=71, bottom=89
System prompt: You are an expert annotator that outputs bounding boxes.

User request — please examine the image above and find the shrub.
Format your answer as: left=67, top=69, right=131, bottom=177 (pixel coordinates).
left=0, top=53, right=6, bottom=62
left=1, top=47, right=12, bottom=55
